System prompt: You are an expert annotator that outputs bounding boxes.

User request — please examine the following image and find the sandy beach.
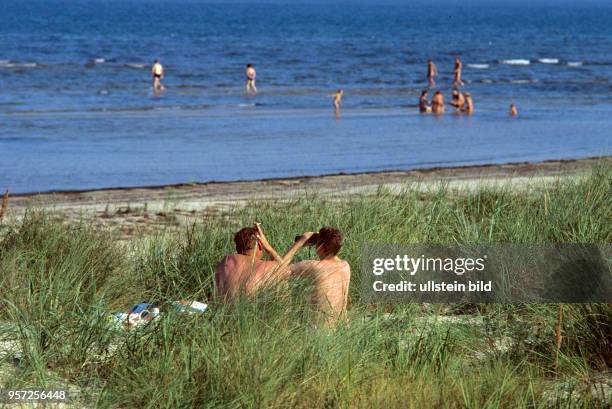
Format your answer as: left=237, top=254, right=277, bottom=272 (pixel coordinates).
left=6, top=157, right=607, bottom=238
left=2, top=2, right=611, bottom=407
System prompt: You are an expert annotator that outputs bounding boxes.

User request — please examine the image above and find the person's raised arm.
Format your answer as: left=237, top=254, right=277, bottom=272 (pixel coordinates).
left=254, top=223, right=283, bottom=262
left=255, top=223, right=314, bottom=267
left=277, top=232, right=314, bottom=267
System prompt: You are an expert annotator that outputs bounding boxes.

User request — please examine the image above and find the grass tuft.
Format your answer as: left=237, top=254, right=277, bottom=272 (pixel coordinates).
left=0, top=165, right=610, bottom=408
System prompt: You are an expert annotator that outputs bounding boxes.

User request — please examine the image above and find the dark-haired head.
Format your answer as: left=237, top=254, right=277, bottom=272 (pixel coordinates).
left=295, top=227, right=343, bottom=257
left=234, top=227, right=259, bottom=255
left=315, top=227, right=343, bottom=258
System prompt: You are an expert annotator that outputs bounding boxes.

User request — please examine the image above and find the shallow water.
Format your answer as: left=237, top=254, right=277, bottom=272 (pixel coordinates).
left=1, top=1, right=611, bottom=193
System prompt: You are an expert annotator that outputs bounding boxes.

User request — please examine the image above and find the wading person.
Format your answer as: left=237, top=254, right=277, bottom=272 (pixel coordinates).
left=510, top=103, right=518, bottom=116
left=427, top=59, right=437, bottom=87
left=419, top=90, right=432, bottom=113
left=449, top=89, right=465, bottom=111
left=432, top=90, right=445, bottom=114
left=151, top=59, right=164, bottom=92
left=245, top=63, right=257, bottom=95
left=461, top=92, right=474, bottom=114
left=330, top=89, right=343, bottom=113
left=454, top=56, right=464, bottom=86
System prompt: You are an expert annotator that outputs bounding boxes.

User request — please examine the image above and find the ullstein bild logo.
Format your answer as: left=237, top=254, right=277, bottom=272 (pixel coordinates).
left=361, top=244, right=612, bottom=304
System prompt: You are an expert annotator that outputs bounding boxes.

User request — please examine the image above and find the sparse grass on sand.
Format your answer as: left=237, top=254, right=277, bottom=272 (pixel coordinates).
left=0, top=164, right=610, bottom=408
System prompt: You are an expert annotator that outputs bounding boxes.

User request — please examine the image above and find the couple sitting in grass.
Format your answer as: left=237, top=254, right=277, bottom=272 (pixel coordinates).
left=215, top=224, right=351, bottom=323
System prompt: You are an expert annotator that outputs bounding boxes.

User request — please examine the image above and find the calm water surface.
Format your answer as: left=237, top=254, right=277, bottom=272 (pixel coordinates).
left=1, top=1, right=610, bottom=193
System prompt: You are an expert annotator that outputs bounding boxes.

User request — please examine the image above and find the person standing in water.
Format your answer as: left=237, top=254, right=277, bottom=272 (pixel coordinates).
left=453, top=56, right=464, bottom=86
left=461, top=92, right=474, bottom=114
left=330, top=89, right=343, bottom=113
left=432, top=91, right=445, bottom=114
left=449, top=89, right=465, bottom=111
left=510, top=104, right=518, bottom=116
left=245, top=64, right=257, bottom=95
left=419, top=90, right=432, bottom=113
left=151, top=59, right=164, bottom=92
left=427, top=59, right=437, bottom=87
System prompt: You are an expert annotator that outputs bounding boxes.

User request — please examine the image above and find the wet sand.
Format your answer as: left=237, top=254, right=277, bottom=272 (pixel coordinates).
left=5, top=157, right=608, bottom=238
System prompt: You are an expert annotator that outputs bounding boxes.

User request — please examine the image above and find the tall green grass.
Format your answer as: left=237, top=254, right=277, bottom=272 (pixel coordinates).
left=0, top=165, right=610, bottom=408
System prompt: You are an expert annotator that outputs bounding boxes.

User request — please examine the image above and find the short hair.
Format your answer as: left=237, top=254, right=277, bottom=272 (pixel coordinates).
left=316, top=227, right=343, bottom=256
left=234, top=227, right=257, bottom=254
left=246, top=63, right=252, bottom=68
left=154, top=59, right=159, bottom=63
left=421, top=90, right=428, bottom=97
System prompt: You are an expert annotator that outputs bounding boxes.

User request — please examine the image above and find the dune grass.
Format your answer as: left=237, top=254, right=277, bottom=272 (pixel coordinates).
left=0, top=164, right=610, bottom=408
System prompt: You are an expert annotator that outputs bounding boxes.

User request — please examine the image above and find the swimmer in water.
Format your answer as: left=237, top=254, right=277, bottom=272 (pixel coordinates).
left=432, top=91, right=445, bottom=114
left=461, top=92, right=474, bottom=114
left=510, top=104, right=518, bottom=116
left=419, top=90, right=432, bottom=113
left=330, top=89, right=343, bottom=112
left=245, top=64, right=257, bottom=95
left=151, top=59, right=165, bottom=92
left=454, top=56, right=464, bottom=86
left=427, top=59, right=437, bottom=87
left=449, top=89, right=465, bottom=111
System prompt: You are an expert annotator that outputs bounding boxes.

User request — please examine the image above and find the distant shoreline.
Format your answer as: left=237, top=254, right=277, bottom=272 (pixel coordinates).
left=10, top=156, right=609, bottom=199
left=8, top=156, right=607, bottom=220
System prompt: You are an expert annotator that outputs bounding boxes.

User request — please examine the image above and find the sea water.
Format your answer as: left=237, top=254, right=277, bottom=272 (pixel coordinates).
left=0, top=0, right=610, bottom=193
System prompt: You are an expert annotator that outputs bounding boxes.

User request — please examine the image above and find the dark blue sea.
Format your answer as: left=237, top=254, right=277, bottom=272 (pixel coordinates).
left=1, top=0, right=611, bottom=193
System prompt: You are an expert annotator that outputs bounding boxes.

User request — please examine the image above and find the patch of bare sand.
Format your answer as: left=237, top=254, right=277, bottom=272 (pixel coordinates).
left=4, top=157, right=608, bottom=239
